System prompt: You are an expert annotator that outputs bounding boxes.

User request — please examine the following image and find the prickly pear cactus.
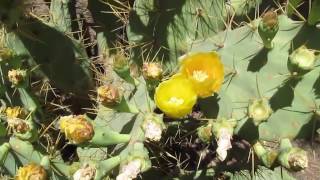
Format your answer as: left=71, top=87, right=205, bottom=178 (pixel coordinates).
left=0, top=0, right=319, bottom=179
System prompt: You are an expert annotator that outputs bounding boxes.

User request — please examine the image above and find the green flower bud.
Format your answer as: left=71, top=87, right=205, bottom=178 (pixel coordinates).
left=112, top=51, right=130, bottom=73
left=278, top=139, right=308, bottom=171
left=288, top=46, right=316, bottom=75
left=197, top=122, right=213, bottom=143
left=0, top=48, right=14, bottom=62
left=258, top=11, right=279, bottom=49
left=112, top=52, right=138, bottom=85
left=248, top=98, right=272, bottom=126
left=253, top=141, right=278, bottom=168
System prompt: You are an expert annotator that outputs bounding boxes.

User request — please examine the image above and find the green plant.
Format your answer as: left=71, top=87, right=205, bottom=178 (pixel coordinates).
left=0, top=0, right=319, bottom=179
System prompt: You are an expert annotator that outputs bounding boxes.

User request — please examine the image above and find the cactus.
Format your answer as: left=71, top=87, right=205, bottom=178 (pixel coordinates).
left=0, top=0, right=319, bottom=179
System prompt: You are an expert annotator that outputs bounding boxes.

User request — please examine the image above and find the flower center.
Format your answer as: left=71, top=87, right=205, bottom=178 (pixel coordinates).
left=192, top=70, right=208, bottom=82
left=254, top=107, right=265, bottom=116
left=168, top=97, right=184, bottom=105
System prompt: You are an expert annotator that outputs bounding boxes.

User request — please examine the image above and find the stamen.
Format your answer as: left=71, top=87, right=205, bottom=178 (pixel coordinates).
left=192, top=70, right=208, bottom=82
left=168, top=97, right=184, bottom=105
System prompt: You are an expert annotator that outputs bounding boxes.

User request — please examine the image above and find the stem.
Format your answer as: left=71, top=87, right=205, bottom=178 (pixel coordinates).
left=96, top=156, right=121, bottom=179
left=280, top=138, right=292, bottom=150
left=115, top=98, right=139, bottom=114
left=253, top=141, right=266, bottom=157
left=0, top=143, right=10, bottom=165
left=89, top=127, right=131, bottom=147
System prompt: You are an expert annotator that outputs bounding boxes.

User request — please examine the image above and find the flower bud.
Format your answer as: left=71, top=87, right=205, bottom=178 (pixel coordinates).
left=0, top=48, right=13, bottom=62
left=97, top=85, right=122, bottom=106
left=258, top=11, right=279, bottom=49
left=112, top=52, right=130, bottom=73
left=278, top=138, right=308, bottom=171
left=15, top=163, right=47, bottom=180
left=8, top=69, right=27, bottom=86
left=248, top=98, right=272, bottom=126
left=288, top=46, right=316, bottom=75
left=253, top=141, right=278, bottom=168
left=142, top=62, right=163, bottom=81
left=5, top=107, right=29, bottom=134
left=278, top=147, right=308, bottom=171
left=142, top=113, right=165, bottom=141
left=197, top=123, right=213, bottom=143
left=59, top=115, right=94, bottom=144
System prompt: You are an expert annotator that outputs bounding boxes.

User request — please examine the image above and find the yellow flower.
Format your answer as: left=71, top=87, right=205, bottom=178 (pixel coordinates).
left=59, top=115, right=94, bottom=144
left=15, top=163, right=47, bottom=180
left=179, top=52, right=224, bottom=98
left=154, top=74, right=197, bottom=118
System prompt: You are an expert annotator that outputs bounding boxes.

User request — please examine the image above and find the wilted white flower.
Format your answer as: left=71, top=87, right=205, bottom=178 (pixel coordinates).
left=116, top=159, right=141, bottom=180
left=216, top=128, right=232, bottom=161
left=73, top=164, right=95, bottom=180
left=143, top=121, right=162, bottom=141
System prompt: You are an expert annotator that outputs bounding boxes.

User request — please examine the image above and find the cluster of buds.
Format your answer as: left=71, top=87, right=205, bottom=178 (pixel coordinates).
left=59, top=115, right=94, bottom=144
left=248, top=97, right=272, bottom=126
left=15, top=163, right=47, bottom=180
left=97, top=84, right=122, bottom=106
left=8, top=69, right=27, bottom=86
left=142, top=113, right=165, bottom=141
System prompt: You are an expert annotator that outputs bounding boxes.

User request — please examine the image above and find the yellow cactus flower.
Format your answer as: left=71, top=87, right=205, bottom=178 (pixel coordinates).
left=59, top=115, right=94, bottom=144
left=15, top=163, right=47, bottom=180
left=154, top=74, right=197, bottom=118
left=179, top=52, right=224, bottom=98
